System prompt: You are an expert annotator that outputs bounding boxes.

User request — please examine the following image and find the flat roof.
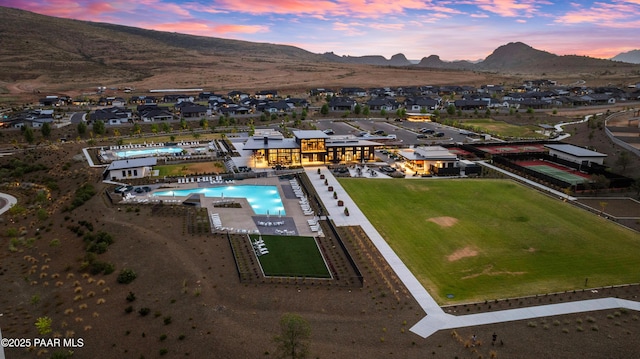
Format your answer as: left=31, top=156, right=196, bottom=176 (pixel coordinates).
left=399, top=146, right=457, bottom=161
left=292, top=130, right=330, bottom=139
left=243, top=137, right=299, bottom=150
left=544, top=144, right=607, bottom=157
left=107, top=157, right=157, bottom=170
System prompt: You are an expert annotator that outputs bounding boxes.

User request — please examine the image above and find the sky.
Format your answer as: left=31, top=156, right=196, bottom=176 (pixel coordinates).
left=2, top=0, right=640, bottom=61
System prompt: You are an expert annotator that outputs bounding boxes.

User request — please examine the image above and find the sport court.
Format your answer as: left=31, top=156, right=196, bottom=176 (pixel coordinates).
left=517, top=159, right=590, bottom=185
left=479, top=143, right=547, bottom=155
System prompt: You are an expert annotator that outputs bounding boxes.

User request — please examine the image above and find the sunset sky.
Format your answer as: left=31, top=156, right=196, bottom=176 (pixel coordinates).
left=2, top=0, right=639, bottom=61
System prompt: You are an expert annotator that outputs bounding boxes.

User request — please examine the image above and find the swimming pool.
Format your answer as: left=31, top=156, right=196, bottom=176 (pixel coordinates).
left=152, top=185, right=285, bottom=215
left=115, top=146, right=184, bottom=158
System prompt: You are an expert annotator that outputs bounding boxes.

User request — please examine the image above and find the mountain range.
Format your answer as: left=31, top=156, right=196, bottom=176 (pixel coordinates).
left=1, top=5, right=639, bottom=97
left=611, top=50, right=640, bottom=64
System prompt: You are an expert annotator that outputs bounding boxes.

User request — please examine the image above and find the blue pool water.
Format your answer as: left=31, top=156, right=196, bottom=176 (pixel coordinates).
left=152, top=185, right=285, bottom=215
left=115, top=146, right=183, bottom=158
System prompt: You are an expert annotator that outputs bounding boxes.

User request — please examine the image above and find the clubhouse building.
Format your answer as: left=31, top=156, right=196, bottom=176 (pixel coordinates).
left=243, top=130, right=382, bottom=167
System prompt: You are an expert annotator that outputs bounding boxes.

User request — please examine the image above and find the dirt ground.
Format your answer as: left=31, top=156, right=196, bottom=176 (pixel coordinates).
left=0, top=125, right=639, bottom=358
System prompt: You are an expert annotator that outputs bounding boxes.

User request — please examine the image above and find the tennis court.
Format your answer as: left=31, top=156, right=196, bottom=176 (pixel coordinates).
left=519, top=160, right=590, bottom=185
left=479, top=143, right=547, bottom=155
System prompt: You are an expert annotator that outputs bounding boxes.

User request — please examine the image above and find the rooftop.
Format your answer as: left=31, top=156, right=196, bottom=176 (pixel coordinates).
left=544, top=144, right=607, bottom=158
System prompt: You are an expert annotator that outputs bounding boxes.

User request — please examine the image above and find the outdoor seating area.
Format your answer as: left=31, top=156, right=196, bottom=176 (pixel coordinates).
left=108, top=142, right=167, bottom=150
left=290, top=178, right=315, bottom=216
left=252, top=237, right=269, bottom=256
left=257, top=220, right=285, bottom=227
left=177, top=176, right=234, bottom=184
left=274, top=229, right=296, bottom=235
left=307, top=217, right=323, bottom=235
left=211, top=213, right=222, bottom=230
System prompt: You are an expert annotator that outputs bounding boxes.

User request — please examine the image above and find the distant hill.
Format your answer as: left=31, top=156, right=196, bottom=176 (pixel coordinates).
left=321, top=52, right=411, bottom=66
left=415, top=55, right=474, bottom=70
left=1, top=5, right=639, bottom=100
left=0, top=6, right=325, bottom=85
left=475, top=42, right=621, bottom=72
left=611, top=50, right=640, bottom=64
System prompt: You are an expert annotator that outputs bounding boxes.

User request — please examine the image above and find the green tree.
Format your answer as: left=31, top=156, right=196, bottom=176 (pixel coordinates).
left=41, top=122, right=52, bottom=138
left=320, top=104, right=329, bottom=115
left=132, top=123, right=141, bottom=135
left=161, top=122, right=171, bottom=133
left=301, top=109, right=307, bottom=120
left=354, top=104, right=361, bottom=115
left=199, top=118, right=209, bottom=130
left=587, top=174, right=610, bottom=196
left=179, top=118, right=188, bottom=130
left=77, top=121, right=87, bottom=135
left=150, top=123, right=158, bottom=134
left=93, top=120, right=105, bottom=135
left=24, top=126, right=35, bottom=144
left=446, top=104, right=455, bottom=116
left=380, top=108, right=387, bottom=117
left=362, top=105, right=370, bottom=116
left=615, top=151, right=631, bottom=172
left=35, top=316, right=52, bottom=335
left=273, top=313, right=311, bottom=359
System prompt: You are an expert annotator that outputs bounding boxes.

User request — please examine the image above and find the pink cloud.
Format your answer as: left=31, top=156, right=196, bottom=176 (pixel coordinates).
left=210, top=0, right=457, bottom=18
left=150, top=20, right=268, bottom=35
left=556, top=1, right=640, bottom=28
left=467, top=0, right=546, bottom=17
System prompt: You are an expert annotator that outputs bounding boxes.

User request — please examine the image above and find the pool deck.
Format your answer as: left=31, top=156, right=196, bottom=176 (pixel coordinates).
left=131, top=177, right=320, bottom=237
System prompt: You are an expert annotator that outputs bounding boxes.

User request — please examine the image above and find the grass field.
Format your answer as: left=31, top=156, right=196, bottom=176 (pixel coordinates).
left=459, top=118, right=546, bottom=139
left=250, top=234, right=331, bottom=278
left=339, top=178, right=640, bottom=304
left=155, top=162, right=225, bottom=177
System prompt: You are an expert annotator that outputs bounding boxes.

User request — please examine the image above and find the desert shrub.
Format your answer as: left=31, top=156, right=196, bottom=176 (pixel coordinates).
left=117, top=269, right=137, bottom=284
left=138, top=307, right=150, bottom=316
left=70, top=184, right=96, bottom=210
left=126, top=291, right=136, bottom=302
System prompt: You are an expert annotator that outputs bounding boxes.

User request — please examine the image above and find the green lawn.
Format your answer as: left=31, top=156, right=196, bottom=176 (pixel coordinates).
left=459, top=118, right=545, bottom=139
left=251, top=235, right=331, bottom=278
left=155, top=162, right=224, bottom=177
left=340, top=178, right=640, bottom=304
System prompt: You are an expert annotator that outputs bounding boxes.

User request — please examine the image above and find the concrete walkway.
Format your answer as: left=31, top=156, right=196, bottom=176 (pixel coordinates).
left=0, top=192, right=17, bottom=216
left=304, top=167, right=640, bottom=339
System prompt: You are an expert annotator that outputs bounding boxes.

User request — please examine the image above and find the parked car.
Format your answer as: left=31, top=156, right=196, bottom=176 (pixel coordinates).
left=323, top=129, right=334, bottom=135
left=115, top=185, right=134, bottom=193
left=373, top=130, right=385, bottom=135
left=434, top=132, right=445, bottom=137
left=417, top=134, right=428, bottom=139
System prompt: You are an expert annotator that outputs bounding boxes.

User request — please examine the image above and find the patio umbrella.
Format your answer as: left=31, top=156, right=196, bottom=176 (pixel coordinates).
left=267, top=209, right=270, bottom=219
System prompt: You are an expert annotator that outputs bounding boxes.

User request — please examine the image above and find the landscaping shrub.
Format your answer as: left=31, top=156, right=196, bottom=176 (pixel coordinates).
left=117, top=269, right=137, bottom=284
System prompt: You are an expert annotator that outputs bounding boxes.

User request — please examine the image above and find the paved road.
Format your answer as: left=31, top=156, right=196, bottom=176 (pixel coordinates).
left=70, top=112, right=85, bottom=124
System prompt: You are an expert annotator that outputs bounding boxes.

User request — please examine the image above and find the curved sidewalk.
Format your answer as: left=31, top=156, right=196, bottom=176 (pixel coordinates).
left=0, top=192, right=17, bottom=216
left=305, top=167, right=640, bottom=339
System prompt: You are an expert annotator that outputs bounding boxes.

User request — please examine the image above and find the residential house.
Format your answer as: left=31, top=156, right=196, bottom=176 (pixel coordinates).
left=366, top=98, right=399, bottom=111
left=329, top=97, right=357, bottom=112
left=255, top=90, right=278, bottom=100
left=228, top=91, right=250, bottom=101
left=340, top=87, right=367, bottom=97
left=405, top=97, right=439, bottom=112
left=91, top=107, right=132, bottom=125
